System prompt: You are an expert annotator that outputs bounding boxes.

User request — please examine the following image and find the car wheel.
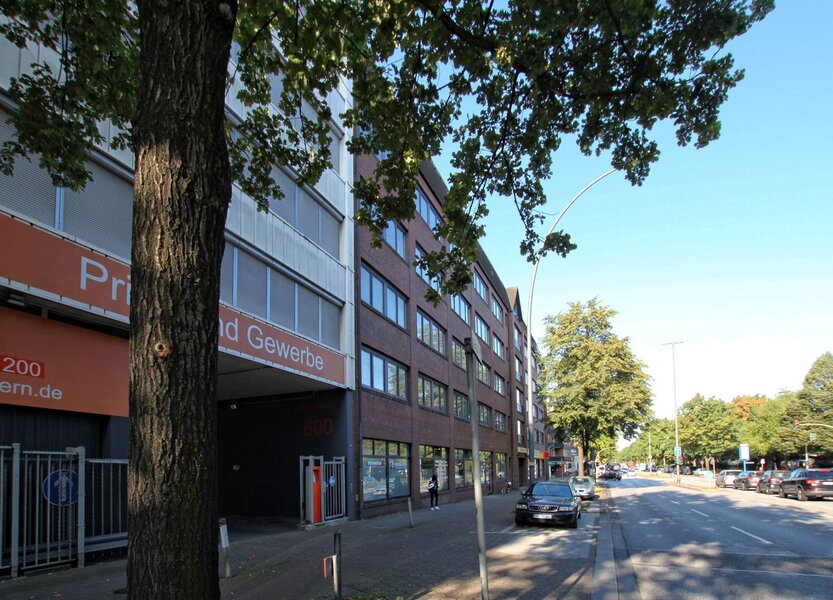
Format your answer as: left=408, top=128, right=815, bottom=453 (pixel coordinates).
left=778, top=486, right=786, bottom=498
left=568, top=514, right=578, bottom=529
left=515, top=514, right=525, bottom=526
left=797, top=486, right=808, bottom=502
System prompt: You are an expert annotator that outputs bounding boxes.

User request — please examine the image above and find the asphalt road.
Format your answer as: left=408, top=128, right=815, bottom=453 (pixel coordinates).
left=606, top=475, right=833, bottom=600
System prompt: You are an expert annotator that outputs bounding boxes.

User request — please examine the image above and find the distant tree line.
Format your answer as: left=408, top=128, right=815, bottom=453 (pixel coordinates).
left=619, top=352, right=833, bottom=469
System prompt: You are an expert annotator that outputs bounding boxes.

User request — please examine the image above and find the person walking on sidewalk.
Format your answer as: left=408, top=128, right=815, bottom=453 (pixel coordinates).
left=428, top=474, right=439, bottom=510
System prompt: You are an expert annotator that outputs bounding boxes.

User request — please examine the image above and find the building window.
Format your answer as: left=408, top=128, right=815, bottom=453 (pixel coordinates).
left=478, top=403, right=492, bottom=428
left=514, top=325, right=522, bottom=351
left=454, top=449, right=474, bottom=489
left=414, top=244, right=440, bottom=292
left=454, top=391, right=471, bottom=421
left=417, top=188, right=442, bottom=231
left=480, top=451, right=492, bottom=486
left=361, top=264, right=407, bottom=328
left=473, top=271, right=487, bottom=300
left=362, top=439, right=410, bottom=502
left=451, top=339, right=467, bottom=371
left=496, top=453, right=507, bottom=486
left=361, top=348, right=408, bottom=401
left=416, top=310, right=446, bottom=355
left=383, top=220, right=406, bottom=258
left=491, top=335, right=505, bottom=360
left=418, top=375, right=448, bottom=414
left=516, top=388, right=525, bottom=413
left=451, top=294, right=470, bottom=324
left=476, top=361, right=491, bottom=386
left=474, top=314, right=489, bottom=343
left=515, top=356, right=523, bottom=382
left=517, top=420, right=525, bottom=445
left=493, top=374, right=506, bottom=396
left=491, top=296, right=503, bottom=323
left=419, top=446, right=449, bottom=492
left=221, top=242, right=341, bottom=350
left=495, top=411, right=507, bottom=432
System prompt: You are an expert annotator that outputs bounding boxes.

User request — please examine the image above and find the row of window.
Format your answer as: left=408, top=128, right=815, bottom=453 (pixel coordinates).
left=363, top=438, right=509, bottom=502
left=220, top=243, right=341, bottom=349
left=362, top=347, right=508, bottom=428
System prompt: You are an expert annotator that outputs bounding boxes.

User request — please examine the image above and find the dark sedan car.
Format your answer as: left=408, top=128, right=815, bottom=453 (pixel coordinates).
left=515, top=481, right=581, bottom=528
left=732, top=471, right=754, bottom=490
left=757, top=470, right=790, bottom=494
left=735, top=471, right=765, bottom=491
left=779, top=468, right=833, bottom=501
left=599, top=470, right=621, bottom=481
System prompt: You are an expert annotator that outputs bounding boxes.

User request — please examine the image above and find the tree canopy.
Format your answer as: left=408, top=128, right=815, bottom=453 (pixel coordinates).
left=678, top=393, right=738, bottom=461
left=0, top=1, right=774, bottom=597
left=538, top=298, right=652, bottom=475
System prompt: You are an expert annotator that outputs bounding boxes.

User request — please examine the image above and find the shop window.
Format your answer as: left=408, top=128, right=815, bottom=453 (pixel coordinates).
left=362, top=438, right=410, bottom=502
left=419, top=445, right=449, bottom=492
left=454, top=449, right=474, bottom=489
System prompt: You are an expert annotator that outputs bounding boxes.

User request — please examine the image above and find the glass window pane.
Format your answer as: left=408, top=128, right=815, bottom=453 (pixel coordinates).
left=220, top=244, right=234, bottom=304
left=360, top=266, right=371, bottom=304
left=372, top=355, right=385, bottom=391
left=269, top=269, right=296, bottom=329
left=298, top=286, right=319, bottom=339
left=298, top=188, right=319, bottom=242
left=270, top=167, right=296, bottom=224
left=371, top=276, right=384, bottom=312
left=321, top=298, right=339, bottom=349
left=320, top=209, right=339, bottom=257
left=237, top=250, right=267, bottom=318
left=361, top=350, right=371, bottom=387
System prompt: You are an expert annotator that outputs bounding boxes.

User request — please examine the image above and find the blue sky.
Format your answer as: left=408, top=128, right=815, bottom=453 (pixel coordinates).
left=435, top=1, right=833, bottom=421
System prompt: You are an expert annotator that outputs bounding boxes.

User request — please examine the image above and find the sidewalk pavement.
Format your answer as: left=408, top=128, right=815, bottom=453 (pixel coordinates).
left=0, top=489, right=617, bottom=600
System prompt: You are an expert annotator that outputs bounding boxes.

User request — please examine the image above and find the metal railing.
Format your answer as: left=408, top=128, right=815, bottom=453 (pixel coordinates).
left=0, top=445, right=128, bottom=578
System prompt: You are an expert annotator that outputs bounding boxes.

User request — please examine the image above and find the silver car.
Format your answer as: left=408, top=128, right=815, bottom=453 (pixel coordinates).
left=716, top=469, right=742, bottom=488
left=569, top=476, right=595, bottom=500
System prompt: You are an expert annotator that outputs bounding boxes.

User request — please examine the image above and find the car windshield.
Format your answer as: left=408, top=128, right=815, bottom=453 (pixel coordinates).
left=530, top=483, right=573, bottom=497
left=572, top=478, right=591, bottom=485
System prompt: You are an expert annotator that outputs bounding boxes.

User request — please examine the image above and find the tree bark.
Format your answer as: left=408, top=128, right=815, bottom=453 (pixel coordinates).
left=128, top=2, right=236, bottom=598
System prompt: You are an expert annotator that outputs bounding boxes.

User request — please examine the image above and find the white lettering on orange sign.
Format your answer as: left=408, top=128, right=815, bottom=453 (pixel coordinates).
left=80, top=257, right=131, bottom=305
left=246, top=324, right=325, bottom=371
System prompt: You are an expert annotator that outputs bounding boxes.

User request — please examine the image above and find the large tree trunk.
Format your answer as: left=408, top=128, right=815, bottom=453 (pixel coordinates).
left=128, top=2, right=237, bottom=598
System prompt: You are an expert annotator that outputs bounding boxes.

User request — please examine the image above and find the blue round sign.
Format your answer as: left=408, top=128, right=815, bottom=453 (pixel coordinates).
left=42, top=470, right=79, bottom=506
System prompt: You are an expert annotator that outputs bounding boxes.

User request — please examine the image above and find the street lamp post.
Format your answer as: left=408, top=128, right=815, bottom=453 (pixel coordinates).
left=663, top=341, right=684, bottom=484
left=525, top=169, right=617, bottom=481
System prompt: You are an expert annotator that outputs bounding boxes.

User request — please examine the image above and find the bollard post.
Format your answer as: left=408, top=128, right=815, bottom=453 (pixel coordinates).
left=333, top=532, right=342, bottom=600
left=219, top=518, right=232, bottom=578
left=407, top=497, right=414, bottom=528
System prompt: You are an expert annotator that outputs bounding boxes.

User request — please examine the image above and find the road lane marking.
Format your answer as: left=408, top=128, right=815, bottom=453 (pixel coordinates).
left=670, top=500, right=680, bottom=505
left=691, top=509, right=709, bottom=517
left=730, top=525, right=773, bottom=545
left=500, top=525, right=515, bottom=533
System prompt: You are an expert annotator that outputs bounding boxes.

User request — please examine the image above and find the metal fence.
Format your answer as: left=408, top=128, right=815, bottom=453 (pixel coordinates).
left=0, top=445, right=128, bottom=578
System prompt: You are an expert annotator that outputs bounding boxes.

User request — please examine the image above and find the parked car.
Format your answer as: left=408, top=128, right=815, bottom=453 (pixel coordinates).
left=569, top=476, right=595, bottom=500
left=599, top=470, right=621, bottom=481
left=515, top=481, right=582, bottom=528
left=693, top=468, right=709, bottom=477
left=779, top=468, right=833, bottom=501
left=733, top=471, right=754, bottom=490
left=757, top=470, right=790, bottom=494
left=716, top=469, right=742, bottom=488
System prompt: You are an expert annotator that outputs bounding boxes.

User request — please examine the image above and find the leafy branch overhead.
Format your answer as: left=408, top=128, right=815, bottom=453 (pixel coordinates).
left=1, top=0, right=773, bottom=296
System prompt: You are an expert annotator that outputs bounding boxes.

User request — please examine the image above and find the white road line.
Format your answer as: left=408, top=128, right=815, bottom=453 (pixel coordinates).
left=499, top=525, right=515, bottom=533
left=691, top=509, right=709, bottom=517
left=730, top=525, right=773, bottom=545
left=670, top=500, right=680, bottom=505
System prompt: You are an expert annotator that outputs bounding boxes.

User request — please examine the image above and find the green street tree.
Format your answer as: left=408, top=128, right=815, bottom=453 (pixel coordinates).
left=0, top=1, right=773, bottom=597
left=539, top=299, right=652, bottom=476
left=740, top=392, right=792, bottom=463
left=788, top=353, right=833, bottom=455
left=678, top=394, right=738, bottom=465
left=619, top=418, right=676, bottom=466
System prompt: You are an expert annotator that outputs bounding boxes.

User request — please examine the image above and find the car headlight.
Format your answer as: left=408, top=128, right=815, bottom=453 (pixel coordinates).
left=516, top=503, right=528, bottom=510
